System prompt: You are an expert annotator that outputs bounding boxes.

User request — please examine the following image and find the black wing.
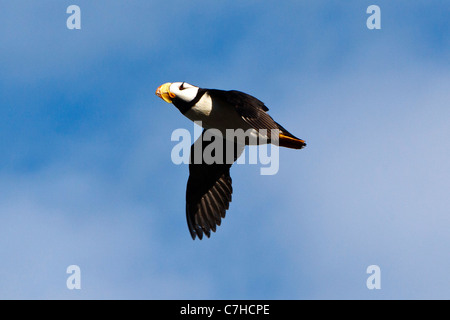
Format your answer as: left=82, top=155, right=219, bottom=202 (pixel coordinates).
left=207, top=89, right=268, bottom=117
left=186, top=130, right=245, bottom=240
left=207, top=89, right=299, bottom=140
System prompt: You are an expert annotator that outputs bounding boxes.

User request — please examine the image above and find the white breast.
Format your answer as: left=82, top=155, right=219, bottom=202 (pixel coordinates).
left=184, top=93, right=214, bottom=121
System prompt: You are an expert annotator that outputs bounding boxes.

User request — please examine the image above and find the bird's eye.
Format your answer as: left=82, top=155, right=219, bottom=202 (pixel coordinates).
left=179, top=82, right=185, bottom=90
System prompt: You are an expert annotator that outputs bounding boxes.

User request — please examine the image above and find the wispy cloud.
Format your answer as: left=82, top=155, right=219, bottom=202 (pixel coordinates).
left=0, top=0, right=449, bottom=299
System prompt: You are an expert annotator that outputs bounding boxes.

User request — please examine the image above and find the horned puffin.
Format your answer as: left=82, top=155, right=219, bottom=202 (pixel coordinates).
left=156, top=82, right=306, bottom=240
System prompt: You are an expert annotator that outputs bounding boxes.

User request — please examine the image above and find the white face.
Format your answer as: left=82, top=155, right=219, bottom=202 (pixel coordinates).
left=169, top=82, right=199, bottom=103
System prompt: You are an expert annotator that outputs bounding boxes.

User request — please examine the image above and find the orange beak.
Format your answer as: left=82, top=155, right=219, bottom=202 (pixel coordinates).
left=156, top=83, right=176, bottom=103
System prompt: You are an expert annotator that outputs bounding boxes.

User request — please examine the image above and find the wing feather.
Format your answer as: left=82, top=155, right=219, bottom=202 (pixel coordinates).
left=186, top=130, right=244, bottom=239
left=207, top=89, right=302, bottom=141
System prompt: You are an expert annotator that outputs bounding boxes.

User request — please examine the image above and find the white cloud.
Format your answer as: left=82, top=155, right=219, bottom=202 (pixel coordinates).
left=1, top=0, right=449, bottom=299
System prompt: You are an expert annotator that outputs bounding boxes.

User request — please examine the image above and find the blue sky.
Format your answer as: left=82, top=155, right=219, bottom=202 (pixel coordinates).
left=0, top=1, right=449, bottom=299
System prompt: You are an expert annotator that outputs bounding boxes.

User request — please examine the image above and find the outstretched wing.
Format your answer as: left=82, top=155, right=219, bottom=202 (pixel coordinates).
left=186, top=130, right=245, bottom=240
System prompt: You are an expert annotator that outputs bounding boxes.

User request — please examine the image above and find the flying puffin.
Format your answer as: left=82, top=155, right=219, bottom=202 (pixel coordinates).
left=156, top=82, right=306, bottom=240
